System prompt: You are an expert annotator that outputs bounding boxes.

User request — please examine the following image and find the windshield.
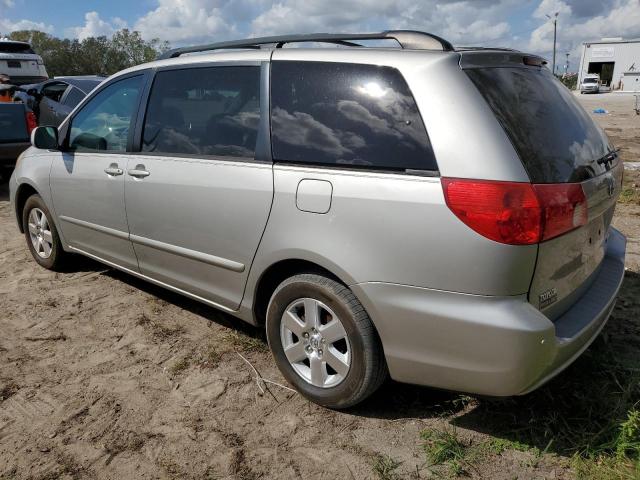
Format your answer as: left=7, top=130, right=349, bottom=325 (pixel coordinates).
left=466, top=66, right=614, bottom=183
left=0, top=42, right=35, bottom=54
left=583, top=78, right=598, bottom=84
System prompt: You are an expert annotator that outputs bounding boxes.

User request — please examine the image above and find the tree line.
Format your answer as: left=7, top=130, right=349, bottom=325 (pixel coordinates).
left=6, top=29, right=170, bottom=77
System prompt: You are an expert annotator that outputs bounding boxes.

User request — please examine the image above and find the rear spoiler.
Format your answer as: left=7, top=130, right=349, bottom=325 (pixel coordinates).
left=459, top=50, right=548, bottom=69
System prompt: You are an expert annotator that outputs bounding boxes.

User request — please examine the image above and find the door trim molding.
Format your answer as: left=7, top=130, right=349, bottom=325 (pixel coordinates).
left=130, top=234, right=246, bottom=272
left=60, top=215, right=245, bottom=273
left=59, top=215, right=129, bottom=240
left=67, top=245, right=236, bottom=313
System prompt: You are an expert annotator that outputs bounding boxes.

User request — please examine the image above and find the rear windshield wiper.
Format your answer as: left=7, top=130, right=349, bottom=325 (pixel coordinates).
left=596, top=148, right=620, bottom=167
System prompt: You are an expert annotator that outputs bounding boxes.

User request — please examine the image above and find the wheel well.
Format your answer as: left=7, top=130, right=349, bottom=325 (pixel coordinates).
left=253, top=259, right=342, bottom=326
left=15, top=184, right=39, bottom=233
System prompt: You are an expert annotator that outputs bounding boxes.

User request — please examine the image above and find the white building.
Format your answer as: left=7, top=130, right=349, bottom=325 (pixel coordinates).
left=577, top=38, right=640, bottom=91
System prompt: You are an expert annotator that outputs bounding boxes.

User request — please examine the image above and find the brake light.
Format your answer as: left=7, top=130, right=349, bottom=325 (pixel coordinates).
left=25, top=111, right=37, bottom=135
left=533, top=184, right=588, bottom=241
left=441, top=178, right=588, bottom=245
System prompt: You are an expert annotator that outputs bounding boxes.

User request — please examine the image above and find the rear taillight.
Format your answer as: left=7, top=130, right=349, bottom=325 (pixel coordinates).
left=532, top=183, right=587, bottom=241
left=442, top=178, right=588, bottom=245
left=25, top=111, right=37, bottom=135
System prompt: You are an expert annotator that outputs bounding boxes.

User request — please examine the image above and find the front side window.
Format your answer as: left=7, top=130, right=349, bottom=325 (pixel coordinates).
left=68, top=75, right=143, bottom=152
left=141, top=66, right=261, bottom=158
left=271, top=61, right=437, bottom=171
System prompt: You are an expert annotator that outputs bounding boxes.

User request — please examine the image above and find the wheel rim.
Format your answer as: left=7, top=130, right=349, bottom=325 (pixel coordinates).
left=27, top=208, right=53, bottom=259
left=280, top=298, right=351, bottom=388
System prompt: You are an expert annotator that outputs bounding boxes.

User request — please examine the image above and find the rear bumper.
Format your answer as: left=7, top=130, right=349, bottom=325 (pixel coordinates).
left=351, top=227, right=626, bottom=396
left=0, top=142, right=30, bottom=165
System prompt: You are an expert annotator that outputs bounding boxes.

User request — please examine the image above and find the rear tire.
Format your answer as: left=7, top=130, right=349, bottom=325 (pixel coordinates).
left=266, top=273, right=387, bottom=409
left=22, top=194, right=69, bottom=271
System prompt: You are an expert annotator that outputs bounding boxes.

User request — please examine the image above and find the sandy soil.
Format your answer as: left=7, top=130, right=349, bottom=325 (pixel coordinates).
left=0, top=93, right=639, bottom=480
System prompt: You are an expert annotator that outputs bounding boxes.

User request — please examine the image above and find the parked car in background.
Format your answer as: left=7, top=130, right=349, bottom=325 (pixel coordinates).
left=0, top=38, right=48, bottom=85
left=0, top=100, right=36, bottom=174
left=10, top=31, right=626, bottom=408
left=580, top=74, right=601, bottom=93
left=25, top=76, right=105, bottom=127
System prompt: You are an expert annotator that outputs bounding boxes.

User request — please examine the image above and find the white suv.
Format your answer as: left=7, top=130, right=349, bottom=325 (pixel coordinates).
left=0, top=39, right=48, bottom=85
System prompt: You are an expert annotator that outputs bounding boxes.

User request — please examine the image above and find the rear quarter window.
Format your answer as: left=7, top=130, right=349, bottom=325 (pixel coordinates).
left=270, top=61, right=437, bottom=172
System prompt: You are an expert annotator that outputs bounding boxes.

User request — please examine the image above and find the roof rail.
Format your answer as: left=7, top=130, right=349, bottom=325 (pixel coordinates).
left=158, top=30, right=454, bottom=59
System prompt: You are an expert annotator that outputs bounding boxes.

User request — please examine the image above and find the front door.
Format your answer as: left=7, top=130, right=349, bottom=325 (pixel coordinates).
left=124, top=64, right=273, bottom=310
left=50, top=74, right=145, bottom=270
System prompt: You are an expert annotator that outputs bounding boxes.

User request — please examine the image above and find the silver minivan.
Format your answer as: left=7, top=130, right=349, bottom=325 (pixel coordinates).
left=10, top=31, right=626, bottom=408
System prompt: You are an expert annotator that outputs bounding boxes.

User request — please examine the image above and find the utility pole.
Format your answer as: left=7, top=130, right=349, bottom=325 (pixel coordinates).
left=565, top=52, right=570, bottom=75
left=546, top=12, right=559, bottom=75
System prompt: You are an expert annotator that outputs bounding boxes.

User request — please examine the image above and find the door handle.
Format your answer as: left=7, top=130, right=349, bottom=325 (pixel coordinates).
left=104, top=164, right=123, bottom=176
left=128, top=165, right=150, bottom=178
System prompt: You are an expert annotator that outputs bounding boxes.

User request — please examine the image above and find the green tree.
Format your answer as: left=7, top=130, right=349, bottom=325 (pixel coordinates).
left=6, top=29, right=170, bottom=77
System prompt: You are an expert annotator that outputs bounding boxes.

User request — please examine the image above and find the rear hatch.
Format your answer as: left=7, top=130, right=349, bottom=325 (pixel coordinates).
left=462, top=52, right=622, bottom=319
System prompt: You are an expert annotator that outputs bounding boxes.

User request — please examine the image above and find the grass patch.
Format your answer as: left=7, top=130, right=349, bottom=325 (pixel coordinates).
left=137, top=312, right=186, bottom=339
left=169, top=356, right=190, bottom=375
left=421, top=427, right=474, bottom=476
left=197, top=345, right=222, bottom=369
left=487, top=438, right=533, bottom=455
left=223, top=330, right=268, bottom=353
left=371, top=453, right=401, bottom=480
left=618, top=171, right=640, bottom=205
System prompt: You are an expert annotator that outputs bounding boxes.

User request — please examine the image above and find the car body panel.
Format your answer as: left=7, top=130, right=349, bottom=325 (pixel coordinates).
left=249, top=164, right=537, bottom=295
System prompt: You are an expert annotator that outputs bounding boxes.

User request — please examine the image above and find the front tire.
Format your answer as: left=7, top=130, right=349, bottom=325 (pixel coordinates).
left=22, top=194, right=69, bottom=271
left=266, top=273, right=387, bottom=409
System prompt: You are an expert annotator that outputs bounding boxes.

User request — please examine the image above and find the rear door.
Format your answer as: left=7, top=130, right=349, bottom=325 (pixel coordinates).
left=464, top=58, right=622, bottom=318
left=124, top=62, right=273, bottom=310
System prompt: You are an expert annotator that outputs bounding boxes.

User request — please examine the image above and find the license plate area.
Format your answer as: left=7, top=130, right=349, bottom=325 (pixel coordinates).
left=7, top=60, right=22, bottom=68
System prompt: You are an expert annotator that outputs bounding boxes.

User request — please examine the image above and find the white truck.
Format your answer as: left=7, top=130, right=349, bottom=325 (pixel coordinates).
left=0, top=38, right=48, bottom=85
left=579, top=73, right=601, bottom=94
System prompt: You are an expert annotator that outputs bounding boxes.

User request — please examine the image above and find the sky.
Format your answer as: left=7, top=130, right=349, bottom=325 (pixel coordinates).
left=1, top=0, right=639, bottom=73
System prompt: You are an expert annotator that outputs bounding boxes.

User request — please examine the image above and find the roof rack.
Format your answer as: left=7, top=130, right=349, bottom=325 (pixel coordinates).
left=158, top=30, right=454, bottom=59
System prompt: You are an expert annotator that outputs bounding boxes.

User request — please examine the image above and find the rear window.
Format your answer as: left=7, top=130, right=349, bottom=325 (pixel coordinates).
left=466, top=67, right=614, bottom=183
left=0, top=42, right=35, bottom=54
left=271, top=61, right=437, bottom=172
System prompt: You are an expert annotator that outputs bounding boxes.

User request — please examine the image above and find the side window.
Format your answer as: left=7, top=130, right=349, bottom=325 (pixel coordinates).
left=62, top=87, right=85, bottom=108
left=141, top=66, right=260, bottom=159
left=271, top=61, right=437, bottom=171
left=68, top=75, right=143, bottom=152
left=41, top=83, right=68, bottom=103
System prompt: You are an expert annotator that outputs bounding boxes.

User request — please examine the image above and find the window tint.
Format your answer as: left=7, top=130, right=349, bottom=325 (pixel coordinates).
left=466, top=67, right=613, bottom=183
left=0, top=42, right=35, bottom=54
left=142, top=66, right=260, bottom=158
left=68, top=75, right=142, bottom=152
left=42, top=83, right=67, bottom=102
left=62, top=87, right=85, bottom=108
left=271, top=61, right=437, bottom=171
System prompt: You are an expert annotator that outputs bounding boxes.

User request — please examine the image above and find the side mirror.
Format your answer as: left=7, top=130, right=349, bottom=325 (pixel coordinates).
left=31, top=126, right=59, bottom=150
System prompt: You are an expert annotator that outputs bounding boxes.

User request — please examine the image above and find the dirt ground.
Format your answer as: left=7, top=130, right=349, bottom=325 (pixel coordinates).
left=0, top=92, right=639, bottom=480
